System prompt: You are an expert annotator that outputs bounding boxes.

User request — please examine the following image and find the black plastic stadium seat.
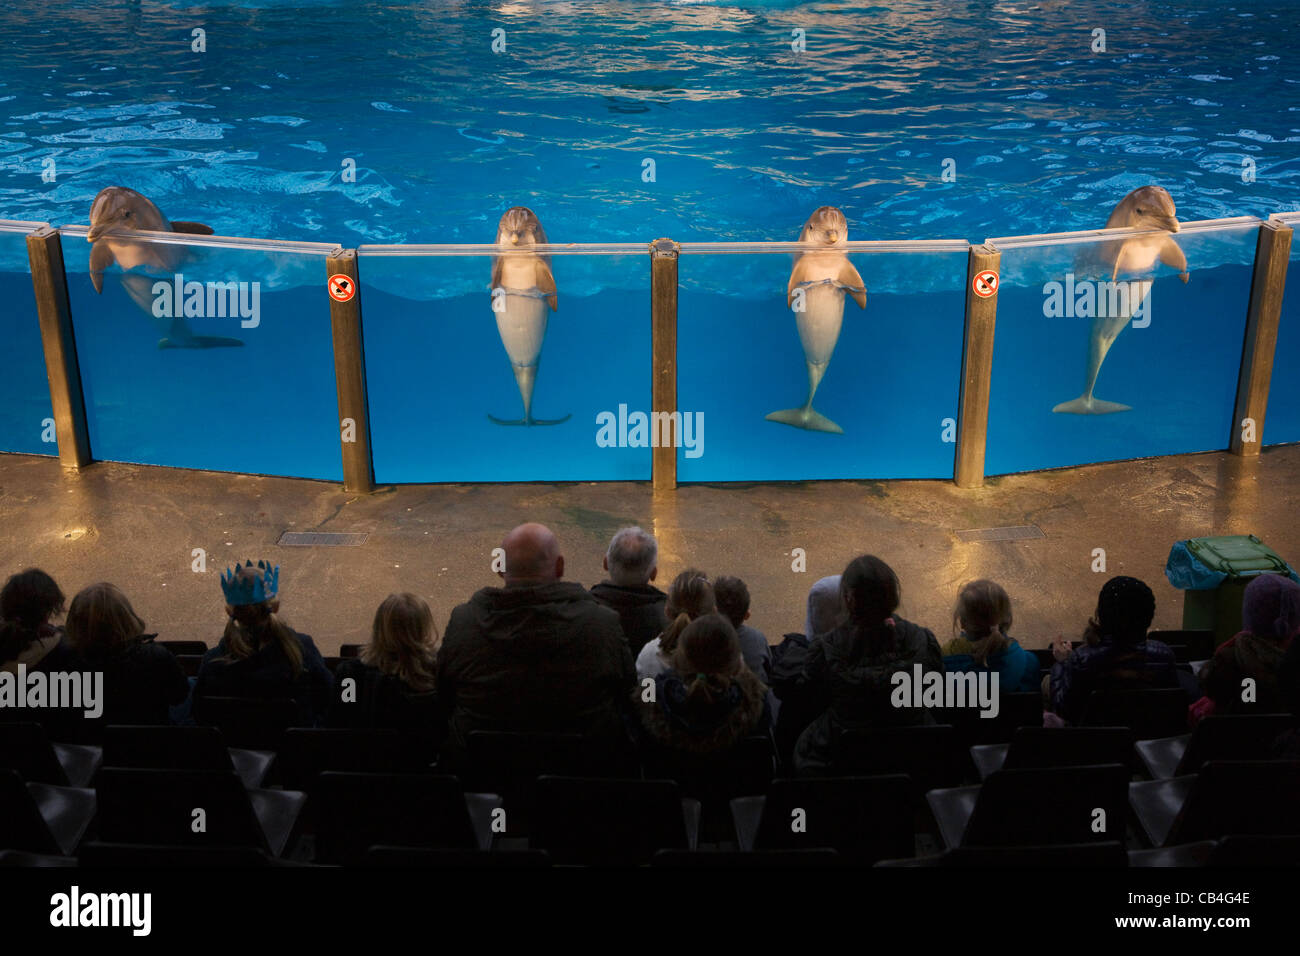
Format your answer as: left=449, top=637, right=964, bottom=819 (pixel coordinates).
left=363, top=846, right=552, bottom=867
left=1127, top=841, right=1217, bottom=867
left=0, top=769, right=96, bottom=856
left=640, top=736, right=776, bottom=843
left=310, top=772, right=499, bottom=865
left=194, top=696, right=299, bottom=750
left=1209, top=834, right=1300, bottom=867
left=174, top=655, right=205, bottom=678
left=877, top=841, right=1128, bottom=868
left=276, top=728, right=434, bottom=793
left=1134, top=714, right=1297, bottom=779
left=1128, top=760, right=1300, bottom=847
left=652, top=848, right=840, bottom=867
left=0, top=722, right=102, bottom=787
left=322, top=656, right=343, bottom=674
left=531, top=776, right=699, bottom=865
left=79, top=842, right=273, bottom=867
left=340, top=644, right=364, bottom=659
left=157, top=640, right=209, bottom=656
left=1082, top=689, right=1188, bottom=739
left=837, top=725, right=963, bottom=792
left=96, top=767, right=305, bottom=857
left=0, top=849, right=79, bottom=867
left=102, top=725, right=274, bottom=789
left=927, top=763, right=1129, bottom=850
left=731, top=776, right=914, bottom=864
left=931, top=692, right=1043, bottom=749
left=1148, top=630, right=1216, bottom=662
left=969, top=726, right=1134, bottom=780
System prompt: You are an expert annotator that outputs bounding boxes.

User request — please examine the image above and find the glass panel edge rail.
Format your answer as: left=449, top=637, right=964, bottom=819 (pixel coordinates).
left=986, top=216, right=1265, bottom=249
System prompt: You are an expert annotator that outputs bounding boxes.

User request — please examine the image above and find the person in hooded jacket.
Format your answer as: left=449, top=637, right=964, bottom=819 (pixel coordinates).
left=436, top=523, right=635, bottom=767
left=1198, top=573, right=1300, bottom=715
left=793, top=555, right=943, bottom=774
left=942, top=579, right=1040, bottom=693
left=590, top=526, right=668, bottom=659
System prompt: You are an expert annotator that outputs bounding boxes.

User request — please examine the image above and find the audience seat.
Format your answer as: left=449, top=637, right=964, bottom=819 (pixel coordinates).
left=731, top=776, right=914, bottom=864
left=969, top=726, right=1134, bottom=780
left=195, top=696, right=299, bottom=750
left=932, top=692, right=1043, bottom=748
left=0, top=722, right=102, bottom=787
left=1208, top=834, right=1300, bottom=867
left=96, top=767, right=305, bottom=857
left=651, top=848, right=840, bottom=867
left=1082, top=689, right=1187, bottom=739
left=157, top=640, right=208, bottom=656
left=531, top=776, right=699, bottom=865
left=1134, top=714, right=1297, bottom=779
left=340, top=644, right=364, bottom=659
left=837, top=725, right=963, bottom=792
left=1127, top=841, right=1216, bottom=867
left=363, top=846, right=552, bottom=867
left=102, top=725, right=274, bottom=789
left=877, top=841, right=1128, bottom=867
left=174, top=654, right=205, bottom=678
left=310, top=772, right=499, bottom=865
left=1148, top=630, right=1216, bottom=662
left=640, top=736, right=775, bottom=843
left=927, top=763, right=1129, bottom=850
left=0, top=849, right=79, bottom=867
left=79, top=842, right=273, bottom=867
left=0, top=768, right=96, bottom=857
left=1128, top=760, right=1300, bottom=847
left=276, top=728, right=435, bottom=793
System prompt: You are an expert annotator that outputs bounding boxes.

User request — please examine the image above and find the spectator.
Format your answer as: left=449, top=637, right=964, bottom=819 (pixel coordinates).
left=1198, top=573, right=1300, bottom=715
left=1049, top=575, right=1177, bottom=723
left=0, top=569, right=80, bottom=736
left=942, top=579, right=1039, bottom=693
left=804, top=575, right=846, bottom=640
left=770, top=575, right=845, bottom=767
left=436, top=523, right=634, bottom=766
left=713, top=575, right=772, bottom=681
left=193, top=561, right=333, bottom=727
left=794, top=555, right=943, bottom=773
left=632, top=613, right=770, bottom=754
left=591, top=526, right=668, bottom=658
left=329, top=592, right=442, bottom=732
left=635, top=569, right=714, bottom=680
left=64, top=582, right=188, bottom=735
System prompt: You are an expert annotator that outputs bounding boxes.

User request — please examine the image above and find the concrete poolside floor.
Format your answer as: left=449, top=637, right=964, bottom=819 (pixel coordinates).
left=0, top=447, right=1297, bottom=655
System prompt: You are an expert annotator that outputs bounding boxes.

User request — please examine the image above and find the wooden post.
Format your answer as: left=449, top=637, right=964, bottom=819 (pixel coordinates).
left=954, top=243, right=1001, bottom=488
left=651, top=238, right=679, bottom=490
left=326, top=249, right=374, bottom=492
left=1230, top=219, right=1292, bottom=456
left=26, top=226, right=90, bottom=470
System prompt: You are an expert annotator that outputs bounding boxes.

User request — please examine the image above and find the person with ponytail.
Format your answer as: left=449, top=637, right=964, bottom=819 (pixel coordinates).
left=632, top=613, right=771, bottom=754
left=634, top=569, right=715, bottom=680
left=328, top=592, right=442, bottom=732
left=0, top=569, right=79, bottom=737
left=193, top=560, right=333, bottom=727
left=941, top=579, right=1039, bottom=693
left=793, top=555, right=943, bottom=773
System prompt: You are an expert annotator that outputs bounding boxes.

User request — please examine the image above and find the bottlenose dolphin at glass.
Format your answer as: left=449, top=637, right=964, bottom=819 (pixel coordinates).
left=87, top=186, right=243, bottom=349
left=488, top=206, right=569, bottom=426
left=766, top=205, right=867, bottom=434
left=1053, top=185, right=1189, bottom=415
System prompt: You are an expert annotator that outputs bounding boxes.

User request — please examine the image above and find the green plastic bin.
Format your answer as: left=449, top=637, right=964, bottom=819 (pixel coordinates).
left=1179, top=535, right=1293, bottom=645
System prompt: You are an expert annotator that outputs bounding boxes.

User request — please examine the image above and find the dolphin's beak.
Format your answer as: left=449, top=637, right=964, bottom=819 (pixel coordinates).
left=1153, top=215, right=1180, bottom=233
left=85, top=224, right=104, bottom=242
left=827, top=231, right=839, bottom=243
left=509, top=233, right=519, bottom=245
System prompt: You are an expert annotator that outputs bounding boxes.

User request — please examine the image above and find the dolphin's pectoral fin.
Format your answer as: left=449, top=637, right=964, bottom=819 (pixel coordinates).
left=89, top=243, right=113, bottom=293
left=765, top=407, right=844, bottom=434
left=1159, top=236, right=1187, bottom=275
left=838, top=261, right=868, bottom=309
left=168, top=221, right=214, bottom=235
left=536, top=263, right=558, bottom=311
left=158, top=336, right=245, bottom=350
left=1052, top=396, right=1132, bottom=415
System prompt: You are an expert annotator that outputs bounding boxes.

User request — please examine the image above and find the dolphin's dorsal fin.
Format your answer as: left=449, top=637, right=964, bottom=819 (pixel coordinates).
left=168, top=221, right=214, bottom=235
left=89, top=242, right=114, bottom=294
left=536, top=261, right=558, bottom=312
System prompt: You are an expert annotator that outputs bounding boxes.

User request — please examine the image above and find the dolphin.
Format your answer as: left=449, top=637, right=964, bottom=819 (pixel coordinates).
left=487, top=206, right=569, bottom=426
left=766, top=205, right=867, bottom=434
left=87, top=186, right=243, bottom=349
left=1053, top=185, right=1189, bottom=414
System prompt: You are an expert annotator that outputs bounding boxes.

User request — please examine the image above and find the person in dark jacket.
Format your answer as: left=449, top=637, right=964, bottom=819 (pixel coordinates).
left=794, top=556, right=943, bottom=773
left=770, top=575, right=843, bottom=769
left=63, top=582, right=189, bottom=738
left=1198, top=573, right=1299, bottom=715
left=193, top=560, right=334, bottom=728
left=1049, top=575, right=1177, bottom=723
left=0, top=569, right=82, bottom=738
left=590, top=526, right=668, bottom=659
left=712, top=576, right=773, bottom=682
left=329, top=592, right=442, bottom=733
left=942, top=579, right=1040, bottom=693
left=436, top=523, right=635, bottom=766
left=633, top=613, right=771, bottom=755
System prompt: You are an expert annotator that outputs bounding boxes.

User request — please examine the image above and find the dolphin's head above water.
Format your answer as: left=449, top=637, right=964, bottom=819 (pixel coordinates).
left=799, top=205, right=850, bottom=245
left=86, top=186, right=170, bottom=242
left=496, top=206, right=548, bottom=248
left=1113, top=185, right=1181, bottom=233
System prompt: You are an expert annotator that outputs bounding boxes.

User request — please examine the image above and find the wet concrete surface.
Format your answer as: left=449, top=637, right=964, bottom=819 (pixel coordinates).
left=0, top=446, right=1296, bottom=654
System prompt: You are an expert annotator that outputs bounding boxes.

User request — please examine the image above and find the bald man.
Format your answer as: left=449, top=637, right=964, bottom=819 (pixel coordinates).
left=436, top=523, right=636, bottom=766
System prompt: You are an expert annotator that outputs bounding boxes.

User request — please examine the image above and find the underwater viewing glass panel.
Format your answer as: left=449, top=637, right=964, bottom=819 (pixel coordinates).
left=357, top=244, right=651, bottom=483
left=58, top=227, right=343, bottom=480
left=0, top=221, right=55, bottom=456
left=676, top=241, right=969, bottom=482
left=984, top=218, right=1261, bottom=475
left=1265, top=212, right=1300, bottom=446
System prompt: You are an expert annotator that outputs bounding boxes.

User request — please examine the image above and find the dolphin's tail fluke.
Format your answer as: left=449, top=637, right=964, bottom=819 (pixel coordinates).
left=765, top=406, right=844, bottom=434
left=158, top=336, right=245, bottom=350
left=1052, top=395, right=1132, bottom=415
left=487, top=412, right=572, bottom=426
left=489, top=364, right=569, bottom=425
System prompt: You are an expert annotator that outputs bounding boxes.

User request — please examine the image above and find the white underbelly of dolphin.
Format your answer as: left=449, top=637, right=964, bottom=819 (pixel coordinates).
left=1053, top=277, right=1153, bottom=415
left=767, top=279, right=848, bottom=434
left=490, top=287, right=568, bottom=425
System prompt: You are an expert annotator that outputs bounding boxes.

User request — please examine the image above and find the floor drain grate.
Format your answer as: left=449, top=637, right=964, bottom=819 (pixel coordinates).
left=953, top=525, right=1045, bottom=542
left=277, top=531, right=369, bottom=547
